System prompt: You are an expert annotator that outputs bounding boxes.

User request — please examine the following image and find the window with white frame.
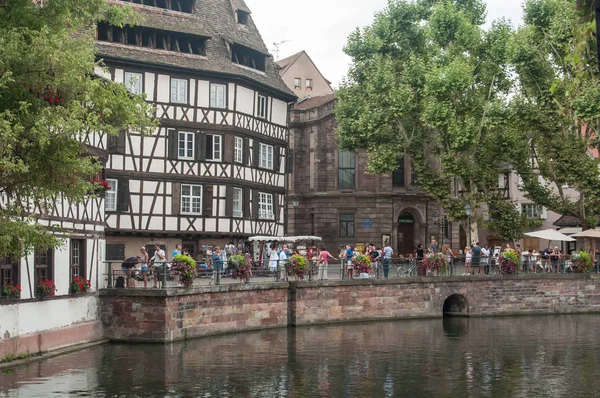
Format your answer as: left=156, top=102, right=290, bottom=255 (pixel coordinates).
left=178, top=131, right=195, bottom=160
left=233, top=187, right=243, bottom=217
left=181, top=184, right=202, bottom=214
left=105, top=179, right=118, bottom=211
left=170, top=78, right=188, bottom=104
left=206, top=134, right=222, bottom=161
left=210, top=83, right=227, bottom=108
left=124, top=72, right=143, bottom=95
left=306, top=79, right=313, bottom=89
left=234, top=136, right=243, bottom=163
left=259, top=192, right=274, bottom=220
left=294, top=78, right=301, bottom=89
left=259, top=143, right=273, bottom=170
left=257, top=95, right=267, bottom=119
left=521, top=203, right=544, bottom=219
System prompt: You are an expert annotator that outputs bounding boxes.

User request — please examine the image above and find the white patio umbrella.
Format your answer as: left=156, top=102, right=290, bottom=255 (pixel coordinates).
left=571, top=229, right=600, bottom=239
left=523, top=229, right=576, bottom=242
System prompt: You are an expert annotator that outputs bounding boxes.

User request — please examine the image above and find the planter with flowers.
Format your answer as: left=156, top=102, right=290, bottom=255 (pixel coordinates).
left=1, top=282, right=21, bottom=300
left=287, top=255, right=309, bottom=280
left=352, top=254, right=372, bottom=277
left=228, top=254, right=252, bottom=282
left=570, top=251, right=592, bottom=273
left=422, top=253, right=448, bottom=275
left=90, top=180, right=111, bottom=195
left=37, top=279, right=56, bottom=298
left=498, top=251, right=519, bottom=274
left=171, top=254, right=197, bottom=287
left=70, top=276, right=91, bottom=294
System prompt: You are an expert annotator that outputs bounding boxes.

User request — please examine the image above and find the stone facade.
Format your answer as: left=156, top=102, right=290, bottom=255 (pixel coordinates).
left=288, top=95, right=459, bottom=254
left=99, top=275, right=600, bottom=342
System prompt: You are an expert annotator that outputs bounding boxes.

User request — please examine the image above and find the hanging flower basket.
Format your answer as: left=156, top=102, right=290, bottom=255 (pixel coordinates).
left=37, top=279, right=56, bottom=298
left=70, top=276, right=91, bottom=294
left=498, top=251, right=519, bottom=274
left=287, top=255, right=309, bottom=280
left=422, top=253, right=448, bottom=274
left=1, top=282, right=21, bottom=299
left=352, top=253, right=372, bottom=274
left=228, top=254, right=252, bottom=281
left=571, top=251, right=592, bottom=273
left=171, top=254, right=197, bottom=287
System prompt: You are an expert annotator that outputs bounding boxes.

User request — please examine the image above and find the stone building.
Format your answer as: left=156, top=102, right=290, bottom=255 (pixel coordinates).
left=276, top=51, right=334, bottom=99
left=285, top=76, right=459, bottom=254
left=95, top=0, right=296, bottom=261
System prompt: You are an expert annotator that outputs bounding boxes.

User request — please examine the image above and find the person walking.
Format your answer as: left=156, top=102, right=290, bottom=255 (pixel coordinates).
left=317, top=247, right=337, bottom=280
left=382, top=243, right=393, bottom=279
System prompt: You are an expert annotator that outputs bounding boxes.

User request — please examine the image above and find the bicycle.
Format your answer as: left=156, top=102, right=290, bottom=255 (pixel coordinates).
left=394, top=258, right=417, bottom=278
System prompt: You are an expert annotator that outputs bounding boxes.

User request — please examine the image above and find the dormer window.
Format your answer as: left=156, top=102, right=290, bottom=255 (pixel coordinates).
left=231, top=43, right=266, bottom=72
left=236, top=10, right=249, bottom=25
left=119, top=0, right=194, bottom=14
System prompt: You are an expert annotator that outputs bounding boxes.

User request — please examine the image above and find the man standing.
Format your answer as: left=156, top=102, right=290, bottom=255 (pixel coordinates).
left=471, top=242, right=482, bottom=274
left=151, top=244, right=166, bottom=288
left=382, top=243, right=393, bottom=279
left=172, top=244, right=182, bottom=259
left=429, top=239, right=438, bottom=254
left=279, top=245, right=288, bottom=281
left=481, top=244, right=491, bottom=274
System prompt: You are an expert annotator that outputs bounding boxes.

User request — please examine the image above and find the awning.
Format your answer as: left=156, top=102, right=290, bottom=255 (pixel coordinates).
left=523, top=229, right=576, bottom=242
left=557, top=227, right=583, bottom=235
left=571, top=229, right=600, bottom=238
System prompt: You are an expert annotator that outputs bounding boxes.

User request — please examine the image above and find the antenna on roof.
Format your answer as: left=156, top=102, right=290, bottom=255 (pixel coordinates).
left=272, top=40, right=290, bottom=61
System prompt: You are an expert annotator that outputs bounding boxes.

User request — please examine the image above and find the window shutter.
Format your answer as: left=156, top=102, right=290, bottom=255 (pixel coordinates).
left=203, top=184, right=213, bottom=216
left=170, top=79, right=177, bottom=103
left=225, top=185, right=233, bottom=216
left=243, top=137, right=250, bottom=166
left=273, top=193, right=279, bottom=222
left=118, top=179, right=130, bottom=212
left=287, top=149, right=294, bottom=173
left=197, top=132, right=207, bottom=161
left=243, top=187, right=251, bottom=218
left=273, top=146, right=281, bottom=173
left=252, top=190, right=259, bottom=219
left=171, top=182, right=181, bottom=215
left=253, top=141, right=260, bottom=168
left=223, top=134, right=234, bottom=163
left=168, top=129, right=178, bottom=160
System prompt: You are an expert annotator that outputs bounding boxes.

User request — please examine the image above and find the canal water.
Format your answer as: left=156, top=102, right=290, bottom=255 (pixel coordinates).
left=2, top=314, right=600, bottom=397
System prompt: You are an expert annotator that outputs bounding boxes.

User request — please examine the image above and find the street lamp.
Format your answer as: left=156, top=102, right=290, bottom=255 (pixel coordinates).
left=291, top=195, right=300, bottom=236
left=292, top=195, right=300, bottom=208
left=465, top=203, right=472, bottom=247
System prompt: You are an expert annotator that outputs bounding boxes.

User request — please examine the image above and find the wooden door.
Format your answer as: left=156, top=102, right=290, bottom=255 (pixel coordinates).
left=397, top=212, right=415, bottom=256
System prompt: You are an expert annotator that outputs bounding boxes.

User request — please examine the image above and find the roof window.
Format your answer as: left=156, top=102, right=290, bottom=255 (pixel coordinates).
left=236, top=10, right=249, bottom=25
left=231, top=43, right=265, bottom=72
left=120, top=0, right=194, bottom=14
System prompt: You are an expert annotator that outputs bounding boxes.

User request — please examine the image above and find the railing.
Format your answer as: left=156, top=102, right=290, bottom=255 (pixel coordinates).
left=102, top=254, right=600, bottom=290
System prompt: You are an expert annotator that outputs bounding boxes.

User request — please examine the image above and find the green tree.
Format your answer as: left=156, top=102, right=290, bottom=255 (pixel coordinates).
left=335, top=0, right=521, bottom=240
left=508, top=0, right=600, bottom=230
left=0, top=0, right=156, bottom=258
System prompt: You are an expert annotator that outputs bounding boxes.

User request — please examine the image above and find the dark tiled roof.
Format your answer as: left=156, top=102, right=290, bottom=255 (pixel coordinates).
left=294, top=93, right=337, bottom=110
left=98, top=0, right=294, bottom=98
left=229, top=0, right=251, bottom=13
left=553, top=215, right=581, bottom=227
left=276, top=50, right=303, bottom=72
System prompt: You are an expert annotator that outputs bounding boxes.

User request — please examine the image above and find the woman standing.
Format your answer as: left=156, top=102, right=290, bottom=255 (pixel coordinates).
left=317, top=247, right=337, bottom=280
left=464, top=246, right=472, bottom=275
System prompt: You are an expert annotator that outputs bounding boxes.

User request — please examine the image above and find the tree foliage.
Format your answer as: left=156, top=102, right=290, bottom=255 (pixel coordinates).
left=335, top=0, right=521, bottom=237
left=508, top=0, right=600, bottom=229
left=0, top=0, right=157, bottom=257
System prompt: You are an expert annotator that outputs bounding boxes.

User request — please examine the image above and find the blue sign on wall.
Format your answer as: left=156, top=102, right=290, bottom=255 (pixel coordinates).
left=362, top=219, right=373, bottom=228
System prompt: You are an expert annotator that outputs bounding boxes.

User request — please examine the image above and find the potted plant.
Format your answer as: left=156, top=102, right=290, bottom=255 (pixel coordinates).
left=70, top=276, right=91, bottom=294
left=37, top=279, right=56, bottom=298
left=287, top=254, right=309, bottom=280
left=570, top=251, right=592, bottom=273
left=1, top=282, right=21, bottom=299
left=90, top=180, right=111, bottom=195
left=352, top=253, right=372, bottom=277
left=227, top=254, right=252, bottom=281
left=498, top=251, right=519, bottom=274
left=171, top=254, right=197, bottom=287
left=422, top=253, right=448, bottom=275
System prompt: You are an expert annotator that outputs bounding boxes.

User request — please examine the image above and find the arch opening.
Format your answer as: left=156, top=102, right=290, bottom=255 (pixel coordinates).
left=443, top=294, right=469, bottom=317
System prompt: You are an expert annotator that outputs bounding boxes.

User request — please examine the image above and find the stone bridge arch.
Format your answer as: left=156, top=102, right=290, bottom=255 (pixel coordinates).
left=443, top=294, right=469, bottom=317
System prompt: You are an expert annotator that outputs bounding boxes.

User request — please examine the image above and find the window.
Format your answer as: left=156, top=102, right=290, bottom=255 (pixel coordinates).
left=259, top=192, right=274, bottom=220
left=339, top=214, right=355, bottom=238
left=181, top=184, right=203, bottom=215
left=118, top=0, right=194, bottom=14
left=105, top=179, right=118, bottom=211
left=231, top=43, right=266, bottom=71
left=71, top=239, right=86, bottom=280
left=306, top=79, right=313, bottom=89
left=171, top=78, right=188, bottom=104
left=124, top=72, right=143, bottom=95
left=259, top=143, right=274, bottom=170
left=392, top=157, right=405, bottom=187
left=294, top=78, right=301, bottom=89
left=257, top=95, right=268, bottom=119
left=105, top=244, right=125, bottom=261
left=178, top=131, right=195, bottom=160
left=0, top=255, right=18, bottom=292
left=206, top=134, right=222, bottom=162
left=522, top=204, right=544, bottom=219
left=237, top=10, right=249, bottom=24
left=233, top=188, right=243, bottom=218
left=338, top=151, right=355, bottom=189
left=234, top=137, right=244, bottom=163
left=210, top=83, right=227, bottom=108
left=34, top=249, right=53, bottom=295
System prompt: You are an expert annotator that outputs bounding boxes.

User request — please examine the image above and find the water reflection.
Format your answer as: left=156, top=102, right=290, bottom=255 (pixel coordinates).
left=1, top=315, right=600, bottom=397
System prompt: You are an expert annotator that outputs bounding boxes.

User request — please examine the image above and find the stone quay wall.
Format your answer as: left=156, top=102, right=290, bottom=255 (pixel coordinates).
left=99, top=274, right=600, bottom=342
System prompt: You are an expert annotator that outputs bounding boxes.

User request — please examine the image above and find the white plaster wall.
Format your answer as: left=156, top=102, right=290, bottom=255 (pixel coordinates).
left=94, top=66, right=111, bottom=80
left=228, top=83, right=235, bottom=110
left=145, top=72, right=155, bottom=101
left=156, top=74, right=170, bottom=103
left=271, top=98, right=288, bottom=126
left=0, top=295, right=99, bottom=340
left=197, top=80, right=210, bottom=107
left=236, top=85, right=254, bottom=115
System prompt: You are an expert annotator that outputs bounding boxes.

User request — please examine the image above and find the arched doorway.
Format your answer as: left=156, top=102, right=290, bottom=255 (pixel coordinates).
left=397, top=212, right=415, bottom=256
left=443, top=294, right=469, bottom=317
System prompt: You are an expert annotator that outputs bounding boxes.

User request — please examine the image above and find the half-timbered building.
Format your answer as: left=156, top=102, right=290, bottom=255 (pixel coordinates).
left=96, top=0, right=296, bottom=259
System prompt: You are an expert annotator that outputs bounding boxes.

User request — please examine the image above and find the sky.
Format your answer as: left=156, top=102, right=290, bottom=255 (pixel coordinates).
left=244, top=0, right=525, bottom=88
